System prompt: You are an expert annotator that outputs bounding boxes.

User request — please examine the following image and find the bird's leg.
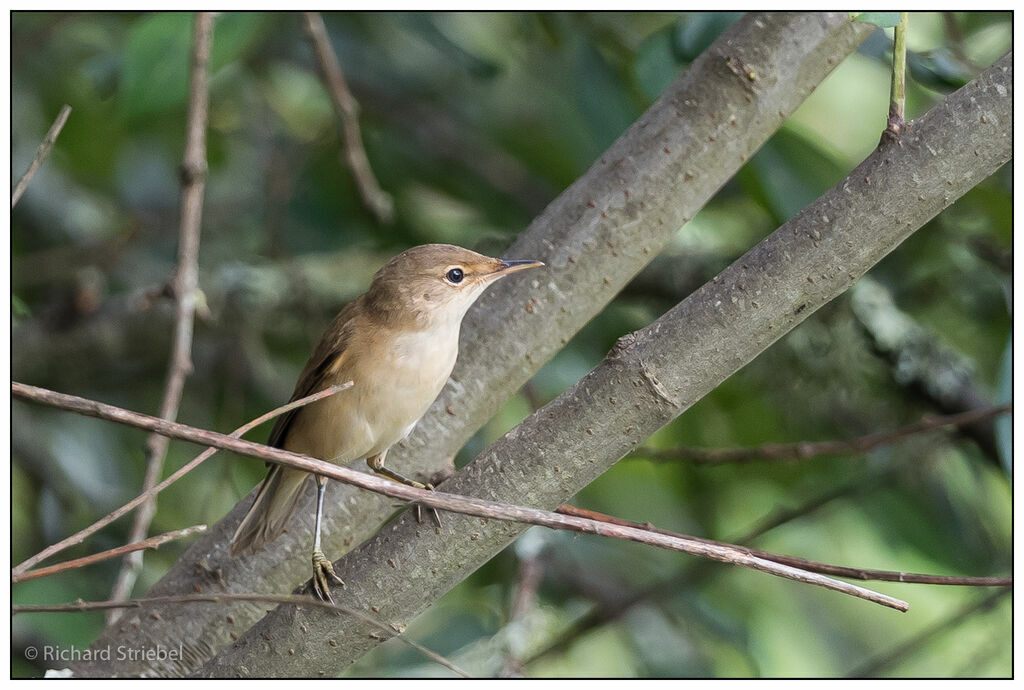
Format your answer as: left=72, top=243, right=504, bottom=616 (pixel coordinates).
left=311, top=474, right=344, bottom=603
left=367, top=452, right=442, bottom=528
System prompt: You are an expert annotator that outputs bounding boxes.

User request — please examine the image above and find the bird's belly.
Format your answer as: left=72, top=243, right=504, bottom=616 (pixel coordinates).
left=359, top=333, right=456, bottom=453
left=293, top=328, right=457, bottom=464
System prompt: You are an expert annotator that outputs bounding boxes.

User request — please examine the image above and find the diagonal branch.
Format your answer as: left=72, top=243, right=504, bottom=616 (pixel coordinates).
left=302, top=11, right=393, bottom=224
left=555, top=505, right=1010, bottom=587
left=63, top=12, right=879, bottom=677
left=108, top=12, right=215, bottom=615
left=11, top=104, right=72, bottom=209
left=195, top=51, right=1011, bottom=678
left=11, top=381, right=909, bottom=615
left=12, top=526, right=207, bottom=584
left=640, top=403, right=1012, bottom=464
left=11, top=382, right=351, bottom=578
left=11, top=592, right=468, bottom=678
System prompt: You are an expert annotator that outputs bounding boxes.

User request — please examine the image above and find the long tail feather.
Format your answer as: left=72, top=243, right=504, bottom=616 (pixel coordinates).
left=230, top=466, right=311, bottom=555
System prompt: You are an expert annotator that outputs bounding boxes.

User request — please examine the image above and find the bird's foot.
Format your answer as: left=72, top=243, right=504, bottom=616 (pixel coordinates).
left=413, top=483, right=443, bottom=529
left=311, top=550, right=344, bottom=604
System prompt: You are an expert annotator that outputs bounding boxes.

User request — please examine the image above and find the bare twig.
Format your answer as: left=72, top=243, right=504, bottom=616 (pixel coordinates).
left=11, top=104, right=71, bottom=209
left=639, top=403, right=1012, bottom=465
left=10, top=591, right=468, bottom=678
left=109, top=12, right=215, bottom=615
left=11, top=382, right=909, bottom=612
left=883, top=12, right=909, bottom=143
left=847, top=589, right=1010, bottom=677
left=302, top=11, right=393, bottom=224
left=12, top=525, right=207, bottom=584
left=556, top=505, right=1010, bottom=587
left=12, top=382, right=351, bottom=577
left=498, top=540, right=546, bottom=677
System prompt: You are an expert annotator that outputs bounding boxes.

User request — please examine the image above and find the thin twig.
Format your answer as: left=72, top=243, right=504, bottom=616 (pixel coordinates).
left=11, top=591, right=469, bottom=678
left=11, top=382, right=910, bottom=612
left=12, top=525, right=207, bottom=584
left=109, top=12, right=215, bottom=616
left=556, top=505, right=1010, bottom=587
left=884, top=11, right=909, bottom=142
left=11, top=104, right=72, bottom=208
left=11, top=382, right=351, bottom=577
left=640, top=403, right=1012, bottom=465
left=847, top=589, right=1009, bottom=677
left=302, top=11, right=393, bottom=224
left=498, top=544, right=545, bottom=677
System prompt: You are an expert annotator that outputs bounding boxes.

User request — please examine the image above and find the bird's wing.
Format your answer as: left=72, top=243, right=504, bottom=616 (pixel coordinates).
left=265, top=298, right=361, bottom=450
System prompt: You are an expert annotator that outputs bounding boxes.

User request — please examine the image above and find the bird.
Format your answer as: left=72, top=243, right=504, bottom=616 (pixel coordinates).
left=230, top=243, right=544, bottom=602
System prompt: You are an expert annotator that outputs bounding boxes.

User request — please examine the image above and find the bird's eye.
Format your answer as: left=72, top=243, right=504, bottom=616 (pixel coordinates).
left=445, top=268, right=464, bottom=284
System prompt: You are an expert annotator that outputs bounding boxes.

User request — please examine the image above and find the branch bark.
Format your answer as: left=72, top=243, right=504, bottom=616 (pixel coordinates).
left=197, top=51, right=1012, bottom=677
left=63, top=12, right=876, bottom=677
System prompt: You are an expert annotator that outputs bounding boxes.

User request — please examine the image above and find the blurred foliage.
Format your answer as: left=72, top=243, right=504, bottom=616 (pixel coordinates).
left=11, top=11, right=1011, bottom=679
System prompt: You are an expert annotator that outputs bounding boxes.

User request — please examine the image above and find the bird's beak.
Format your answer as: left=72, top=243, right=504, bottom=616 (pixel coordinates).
left=496, top=259, right=545, bottom=275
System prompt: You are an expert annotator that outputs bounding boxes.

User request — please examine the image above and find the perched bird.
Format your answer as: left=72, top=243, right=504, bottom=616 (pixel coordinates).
left=230, top=243, right=543, bottom=601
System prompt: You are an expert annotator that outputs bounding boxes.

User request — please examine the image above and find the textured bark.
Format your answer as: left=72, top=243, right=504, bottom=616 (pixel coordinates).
left=68, top=12, right=873, bottom=677
left=197, top=53, right=1012, bottom=677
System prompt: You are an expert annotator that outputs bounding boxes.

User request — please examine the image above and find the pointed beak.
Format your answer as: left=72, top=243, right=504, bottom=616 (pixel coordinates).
left=496, top=259, right=545, bottom=275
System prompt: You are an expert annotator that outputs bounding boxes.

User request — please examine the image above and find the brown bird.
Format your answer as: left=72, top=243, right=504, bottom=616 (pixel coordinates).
left=230, top=243, right=543, bottom=601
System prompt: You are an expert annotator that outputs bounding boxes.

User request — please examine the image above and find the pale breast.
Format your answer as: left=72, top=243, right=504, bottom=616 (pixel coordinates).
left=286, top=325, right=459, bottom=465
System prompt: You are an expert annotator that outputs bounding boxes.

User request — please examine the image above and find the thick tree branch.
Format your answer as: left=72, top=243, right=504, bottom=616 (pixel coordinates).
left=108, top=12, right=214, bottom=615
left=63, top=12, right=876, bottom=677
left=11, top=593, right=468, bottom=678
left=197, top=51, right=1011, bottom=677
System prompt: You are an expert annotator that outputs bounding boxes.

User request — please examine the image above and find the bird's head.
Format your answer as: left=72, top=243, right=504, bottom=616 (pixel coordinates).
left=366, top=244, right=544, bottom=328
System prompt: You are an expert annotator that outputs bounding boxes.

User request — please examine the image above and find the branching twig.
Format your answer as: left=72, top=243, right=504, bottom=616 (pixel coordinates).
left=302, top=11, right=393, bottom=224
left=556, top=505, right=1010, bottom=587
left=639, top=403, right=1012, bottom=465
left=12, top=382, right=351, bottom=577
left=11, top=592, right=468, bottom=678
left=12, top=525, right=207, bottom=584
left=11, top=104, right=71, bottom=208
left=109, top=12, right=215, bottom=615
left=11, top=381, right=910, bottom=612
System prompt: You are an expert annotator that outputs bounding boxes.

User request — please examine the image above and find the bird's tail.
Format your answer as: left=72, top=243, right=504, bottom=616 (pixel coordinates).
left=230, top=465, right=311, bottom=555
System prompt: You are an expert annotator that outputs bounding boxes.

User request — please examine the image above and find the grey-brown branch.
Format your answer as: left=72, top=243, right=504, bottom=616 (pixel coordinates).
left=196, top=50, right=1011, bottom=678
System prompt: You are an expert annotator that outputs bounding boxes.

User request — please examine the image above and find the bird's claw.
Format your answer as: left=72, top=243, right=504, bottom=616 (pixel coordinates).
left=413, top=483, right=442, bottom=529
left=312, top=550, right=344, bottom=604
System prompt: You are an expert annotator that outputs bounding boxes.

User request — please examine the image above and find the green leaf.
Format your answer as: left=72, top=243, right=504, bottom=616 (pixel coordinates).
left=120, top=12, right=194, bottom=121
left=853, top=12, right=902, bottom=28
left=120, top=12, right=270, bottom=121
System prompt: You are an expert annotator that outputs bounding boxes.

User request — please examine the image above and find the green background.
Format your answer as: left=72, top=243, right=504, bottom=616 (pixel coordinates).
left=11, top=11, right=1012, bottom=678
